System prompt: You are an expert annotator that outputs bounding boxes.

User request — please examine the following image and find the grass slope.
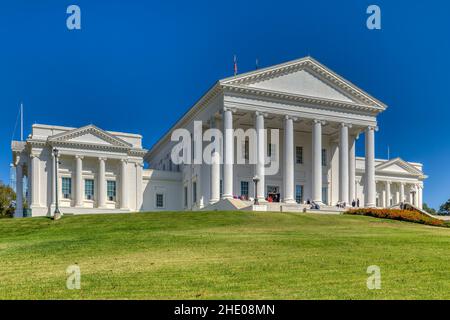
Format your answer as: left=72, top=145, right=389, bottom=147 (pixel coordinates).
left=1, top=211, right=450, bottom=299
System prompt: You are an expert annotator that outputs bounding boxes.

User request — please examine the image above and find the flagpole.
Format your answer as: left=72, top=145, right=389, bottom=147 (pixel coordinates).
left=20, top=102, right=23, bottom=141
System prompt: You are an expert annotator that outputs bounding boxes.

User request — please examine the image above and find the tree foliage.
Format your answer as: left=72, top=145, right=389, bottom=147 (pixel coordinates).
left=423, top=203, right=437, bottom=215
left=0, top=182, right=16, bottom=218
left=438, top=199, right=450, bottom=216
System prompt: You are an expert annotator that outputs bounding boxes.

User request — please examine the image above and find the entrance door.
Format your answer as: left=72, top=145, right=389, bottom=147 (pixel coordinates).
left=267, top=185, right=280, bottom=202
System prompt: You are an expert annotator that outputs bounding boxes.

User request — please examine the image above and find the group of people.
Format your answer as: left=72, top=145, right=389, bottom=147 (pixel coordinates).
left=337, top=199, right=360, bottom=208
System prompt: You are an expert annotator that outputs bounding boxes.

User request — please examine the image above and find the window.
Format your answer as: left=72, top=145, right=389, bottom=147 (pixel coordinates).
left=85, top=179, right=94, bottom=200
left=244, top=139, right=249, bottom=161
left=295, top=185, right=303, bottom=203
left=219, top=180, right=223, bottom=197
left=240, top=181, right=249, bottom=199
left=62, top=177, right=71, bottom=199
left=321, top=149, right=327, bottom=166
left=322, top=186, right=328, bottom=204
left=184, top=186, right=188, bottom=207
left=107, top=181, right=116, bottom=201
left=156, top=193, right=164, bottom=208
left=296, top=146, right=303, bottom=164
left=192, top=182, right=197, bottom=204
left=268, top=143, right=277, bottom=160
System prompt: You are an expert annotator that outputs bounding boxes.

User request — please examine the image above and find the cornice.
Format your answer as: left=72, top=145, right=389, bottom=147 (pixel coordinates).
left=222, top=84, right=383, bottom=115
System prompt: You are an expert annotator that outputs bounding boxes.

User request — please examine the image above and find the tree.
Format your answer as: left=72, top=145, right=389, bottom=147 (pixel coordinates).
left=422, top=203, right=437, bottom=215
left=0, top=182, right=16, bottom=218
left=438, top=199, right=450, bottom=216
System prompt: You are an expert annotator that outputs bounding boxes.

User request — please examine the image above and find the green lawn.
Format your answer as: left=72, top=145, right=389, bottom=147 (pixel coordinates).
left=1, top=211, right=450, bottom=299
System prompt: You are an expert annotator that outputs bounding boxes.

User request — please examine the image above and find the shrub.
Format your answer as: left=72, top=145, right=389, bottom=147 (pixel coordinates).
left=345, top=208, right=446, bottom=227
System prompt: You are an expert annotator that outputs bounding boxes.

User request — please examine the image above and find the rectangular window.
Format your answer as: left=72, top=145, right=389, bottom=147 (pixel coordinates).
left=62, top=177, right=71, bottom=199
left=219, top=179, right=223, bottom=197
left=156, top=193, right=164, bottom=208
left=184, top=186, right=188, bottom=207
left=240, top=181, right=249, bottom=199
left=192, top=182, right=197, bottom=204
left=244, top=139, right=249, bottom=161
left=296, top=146, right=303, bottom=164
left=322, top=149, right=327, bottom=166
left=107, top=181, right=116, bottom=201
left=268, top=143, right=277, bottom=160
left=85, top=179, right=94, bottom=200
left=322, top=186, right=328, bottom=204
left=295, top=185, right=303, bottom=203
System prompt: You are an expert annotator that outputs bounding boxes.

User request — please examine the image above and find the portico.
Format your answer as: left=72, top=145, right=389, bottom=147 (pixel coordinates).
left=146, top=56, right=427, bottom=212
left=217, top=108, right=376, bottom=207
left=12, top=124, right=147, bottom=217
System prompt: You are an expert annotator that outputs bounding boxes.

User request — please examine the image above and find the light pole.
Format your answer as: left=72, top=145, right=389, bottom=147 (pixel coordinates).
left=252, top=175, right=260, bottom=205
left=53, top=148, right=61, bottom=220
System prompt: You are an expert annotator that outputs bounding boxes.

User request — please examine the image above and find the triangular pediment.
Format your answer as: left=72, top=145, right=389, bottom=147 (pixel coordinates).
left=247, top=68, right=354, bottom=103
left=220, top=57, right=386, bottom=109
left=376, top=158, right=423, bottom=176
left=48, top=125, right=132, bottom=148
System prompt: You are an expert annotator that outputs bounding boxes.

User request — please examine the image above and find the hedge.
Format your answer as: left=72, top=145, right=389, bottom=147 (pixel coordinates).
left=345, top=208, right=447, bottom=227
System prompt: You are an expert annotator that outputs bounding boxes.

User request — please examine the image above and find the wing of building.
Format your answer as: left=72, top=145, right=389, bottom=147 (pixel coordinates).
left=11, top=57, right=427, bottom=217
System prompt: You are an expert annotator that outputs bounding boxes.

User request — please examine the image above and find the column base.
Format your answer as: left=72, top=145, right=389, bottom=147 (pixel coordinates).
left=283, top=199, right=296, bottom=204
left=221, top=195, right=233, bottom=200
left=209, top=199, right=220, bottom=205
left=256, top=197, right=267, bottom=203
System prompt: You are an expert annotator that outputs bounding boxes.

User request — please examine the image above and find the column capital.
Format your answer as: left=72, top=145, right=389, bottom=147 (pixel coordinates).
left=313, top=119, right=326, bottom=126
left=284, top=115, right=298, bottom=121
left=75, top=155, right=84, bottom=160
left=366, top=125, right=379, bottom=132
left=120, top=158, right=128, bottom=163
left=98, top=157, right=107, bottom=162
left=255, top=111, right=268, bottom=118
left=134, top=162, right=144, bottom=168
left=223, top=106, right=237, bottom=113
left=341, top=122, right=353, bottom=128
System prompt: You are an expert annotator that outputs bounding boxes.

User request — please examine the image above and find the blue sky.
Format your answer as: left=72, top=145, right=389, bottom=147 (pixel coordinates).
left=0, top=0, right=449, bottom=209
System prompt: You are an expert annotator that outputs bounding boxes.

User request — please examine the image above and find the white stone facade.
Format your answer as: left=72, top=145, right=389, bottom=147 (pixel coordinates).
left=11, top=57, right=427, bottom=217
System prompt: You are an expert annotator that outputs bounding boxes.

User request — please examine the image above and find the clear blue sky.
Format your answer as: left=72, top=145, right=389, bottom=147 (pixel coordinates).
left=1, top=0, right=449, bottom=209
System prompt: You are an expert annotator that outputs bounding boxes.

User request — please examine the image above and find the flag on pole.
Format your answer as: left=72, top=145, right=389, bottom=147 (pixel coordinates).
left=233, top=55, right=238, bottom=76
left=255, top=58, right=259, bottom=70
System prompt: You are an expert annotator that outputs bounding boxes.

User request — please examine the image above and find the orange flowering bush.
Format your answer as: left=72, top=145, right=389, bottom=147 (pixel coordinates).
left=345, top=208, right=447, bottom=227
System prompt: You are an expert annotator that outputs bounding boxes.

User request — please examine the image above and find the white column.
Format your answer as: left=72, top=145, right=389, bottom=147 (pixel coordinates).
left=400, top=182, right=405, bottom=203
left=395, top=186, right=400, bottom=204
left=414, top=185, right=419, bottom=207
left=222, top=108, right=234, bottom=199
left=312, top=120, right=324, bottom=204
left=385, top=180, right=391, bottom=207
left=120, top=159, right=128, bottom=210
left=135, top=162, right=144, bottom=211
left=15, top=163, right=23, bottom=218
left=364, top=126, right=376, bottom=207
left=349, top=135, right=356, bottom=203
left=339, top=123, right=350, bottom=204
left=30, top=154, right=40, bottom=207
left=418, top=185, right=423, bottom=209
left=75, top=155, right=84, bottom=207
left=255, top=111, right=266, bottom=202
left=210, top=117, right=220, bottom=204
left=51, top=152, right=56, bottom=206
left=210, top=151, right=220, bottom=204
left=381, top=188, right=386, bottom=208
left=98, top=157, right=106, bottom=208
left=283, top=115, right=295, bottom=203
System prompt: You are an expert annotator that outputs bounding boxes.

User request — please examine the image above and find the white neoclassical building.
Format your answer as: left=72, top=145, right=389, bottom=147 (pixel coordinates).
left=12, top=57, right=427, bottom=217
